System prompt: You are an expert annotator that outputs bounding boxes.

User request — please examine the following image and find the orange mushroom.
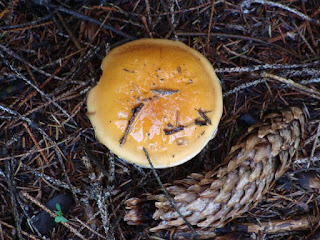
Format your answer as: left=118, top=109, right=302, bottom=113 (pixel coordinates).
left=87, top=39, right=223, bottom=168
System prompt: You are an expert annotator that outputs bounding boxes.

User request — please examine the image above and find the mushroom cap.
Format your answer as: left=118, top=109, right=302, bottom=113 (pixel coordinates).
left=87, top=39, right=223, bottom=168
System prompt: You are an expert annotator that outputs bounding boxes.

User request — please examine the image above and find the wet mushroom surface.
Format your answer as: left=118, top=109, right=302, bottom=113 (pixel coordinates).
left=87, top=39, right=223, bottom=168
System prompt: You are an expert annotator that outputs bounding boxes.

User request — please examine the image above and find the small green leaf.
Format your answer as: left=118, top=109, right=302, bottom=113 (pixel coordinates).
left=55, top=216, right=67, bottom=223
left=54, top=203, right=67, bottom=223
left=55, top=216, right=62, bottom=223
left=56, top=203, right=61, bottom=212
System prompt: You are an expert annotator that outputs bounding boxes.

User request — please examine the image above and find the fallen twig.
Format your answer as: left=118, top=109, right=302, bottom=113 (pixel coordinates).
left=223, top=79, right=266, bottom=97
left=160, top=215, right=319, bottom=239
left=120, top=103, right=144, bottom=146
left=22, top=192, right=87, bottom=240
left=5, top=161, right=23, bottom=240
left=176, top=32, right=298, bottom=56
left=0, top=45, right=64, bottom=81
left=0, top=53, right=77, bottom=125
left=22, top=122, right=49, bottom=165
left=33, top=2, right=135, bottom=40
left=0, top=220, right=40, bottom=240
left=240, top=215, right=319, bottom=234
left=215, top=62, right=320, bottom=73
left=143, top=148, right=195, bottom=235
left=263, top=72, right=320, bottom=99
left=241, top=0, right=320, bottom=25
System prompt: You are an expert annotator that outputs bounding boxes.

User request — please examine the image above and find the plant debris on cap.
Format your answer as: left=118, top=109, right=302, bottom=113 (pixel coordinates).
left=86, top=39, right=223, bottom=168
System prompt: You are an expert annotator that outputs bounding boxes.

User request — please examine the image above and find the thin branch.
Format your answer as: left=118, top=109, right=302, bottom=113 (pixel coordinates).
left=0, top=12, right=55, bottom=31
left=176, top=32, right=298, bottom=56
left=310, top=122, right=320, bottom=163
left=143, top=148, right=195, bottom=234
left=223, top=79, right=266, bottom=97
left=5, top=161, right=23, bottom=240
left=215, top=62, right=320, bottom=73
left=0, top=104, right=79, bottom=202
left=120, top=103, right=144, bottom=146
left=22, top=192, right=87, bottom=240
left=0, top=220, right=40, bottom=240
left=263, top=72, right=320, bottom=99
left=294, top=23, right=316, bottom=55
left=206, top=0, right=216, bottom=53
left=74, top=217, right=107, bottom=240
left=197, top=109, right=212, bottom=125
left=0, top=52, right=77, bottom=126
left=240, top=215, right=319, bottom=234
left=241, top=0, right=320, bottom=26
left=163, top=125, right=185, bottom=135
left=33, top=2, right=135, bottom=40
left=162, top=215, right=320, bottom=239
left=56, top=12, right=82, bottom=50
left=0, top=45, right=64, bottom=81
left=22, top=122, right=49, bottom=165
left=222, top=45, right=264, bottom=64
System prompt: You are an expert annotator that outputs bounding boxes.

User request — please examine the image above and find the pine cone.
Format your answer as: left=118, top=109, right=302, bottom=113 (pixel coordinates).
left=125, top=107, right=305, bottom=232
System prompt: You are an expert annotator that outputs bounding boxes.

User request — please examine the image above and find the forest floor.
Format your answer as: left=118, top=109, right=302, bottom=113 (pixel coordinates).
left=1, top=0, right=320, bottom=239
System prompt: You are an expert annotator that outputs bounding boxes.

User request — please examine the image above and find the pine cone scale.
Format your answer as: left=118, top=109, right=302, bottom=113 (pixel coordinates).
left=125, top=107, right=305, bottom=233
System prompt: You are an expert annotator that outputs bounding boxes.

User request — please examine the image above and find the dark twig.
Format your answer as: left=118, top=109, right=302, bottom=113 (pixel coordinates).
left=143, top=148, right=195, bottom=235
left=294, top=23, right=316, bottom=55
left=163, top=108, right=212, bottom=135
left=0, top=45, right=64, bottom=81
left=56, top=12, right=82, bottom=50
left=64, top=45, right=101, bottom=82
left=0, top=52, right=77, bottom=126
left=163, top=125, right=185, bottom=135
left=0, top=12, right=55, bottom=31
left=197, top=109, right=212, bottom=125
left=120, top=103, right=144, bottom=146
left=0, top=105, right=79, bottom=203
left=80, top=137, right=110, bottom=177
left=241, top=0, right=320, bottom=25
left=33, top=2, right=135, bottom=40
left=5, top=161, right=23, bottom=240
left=195, top=119, right=208, bottom=126
left=215, top=62, right=320, bottom=73
left=21, top=164, right=81, bottom=193
left=176, top=32, right=298, bottom=56
left=263, top=72, right=320, bottom=99
left=22, top=122, right=49, bottom=164
left=206, top=0, right=216, bottom=54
